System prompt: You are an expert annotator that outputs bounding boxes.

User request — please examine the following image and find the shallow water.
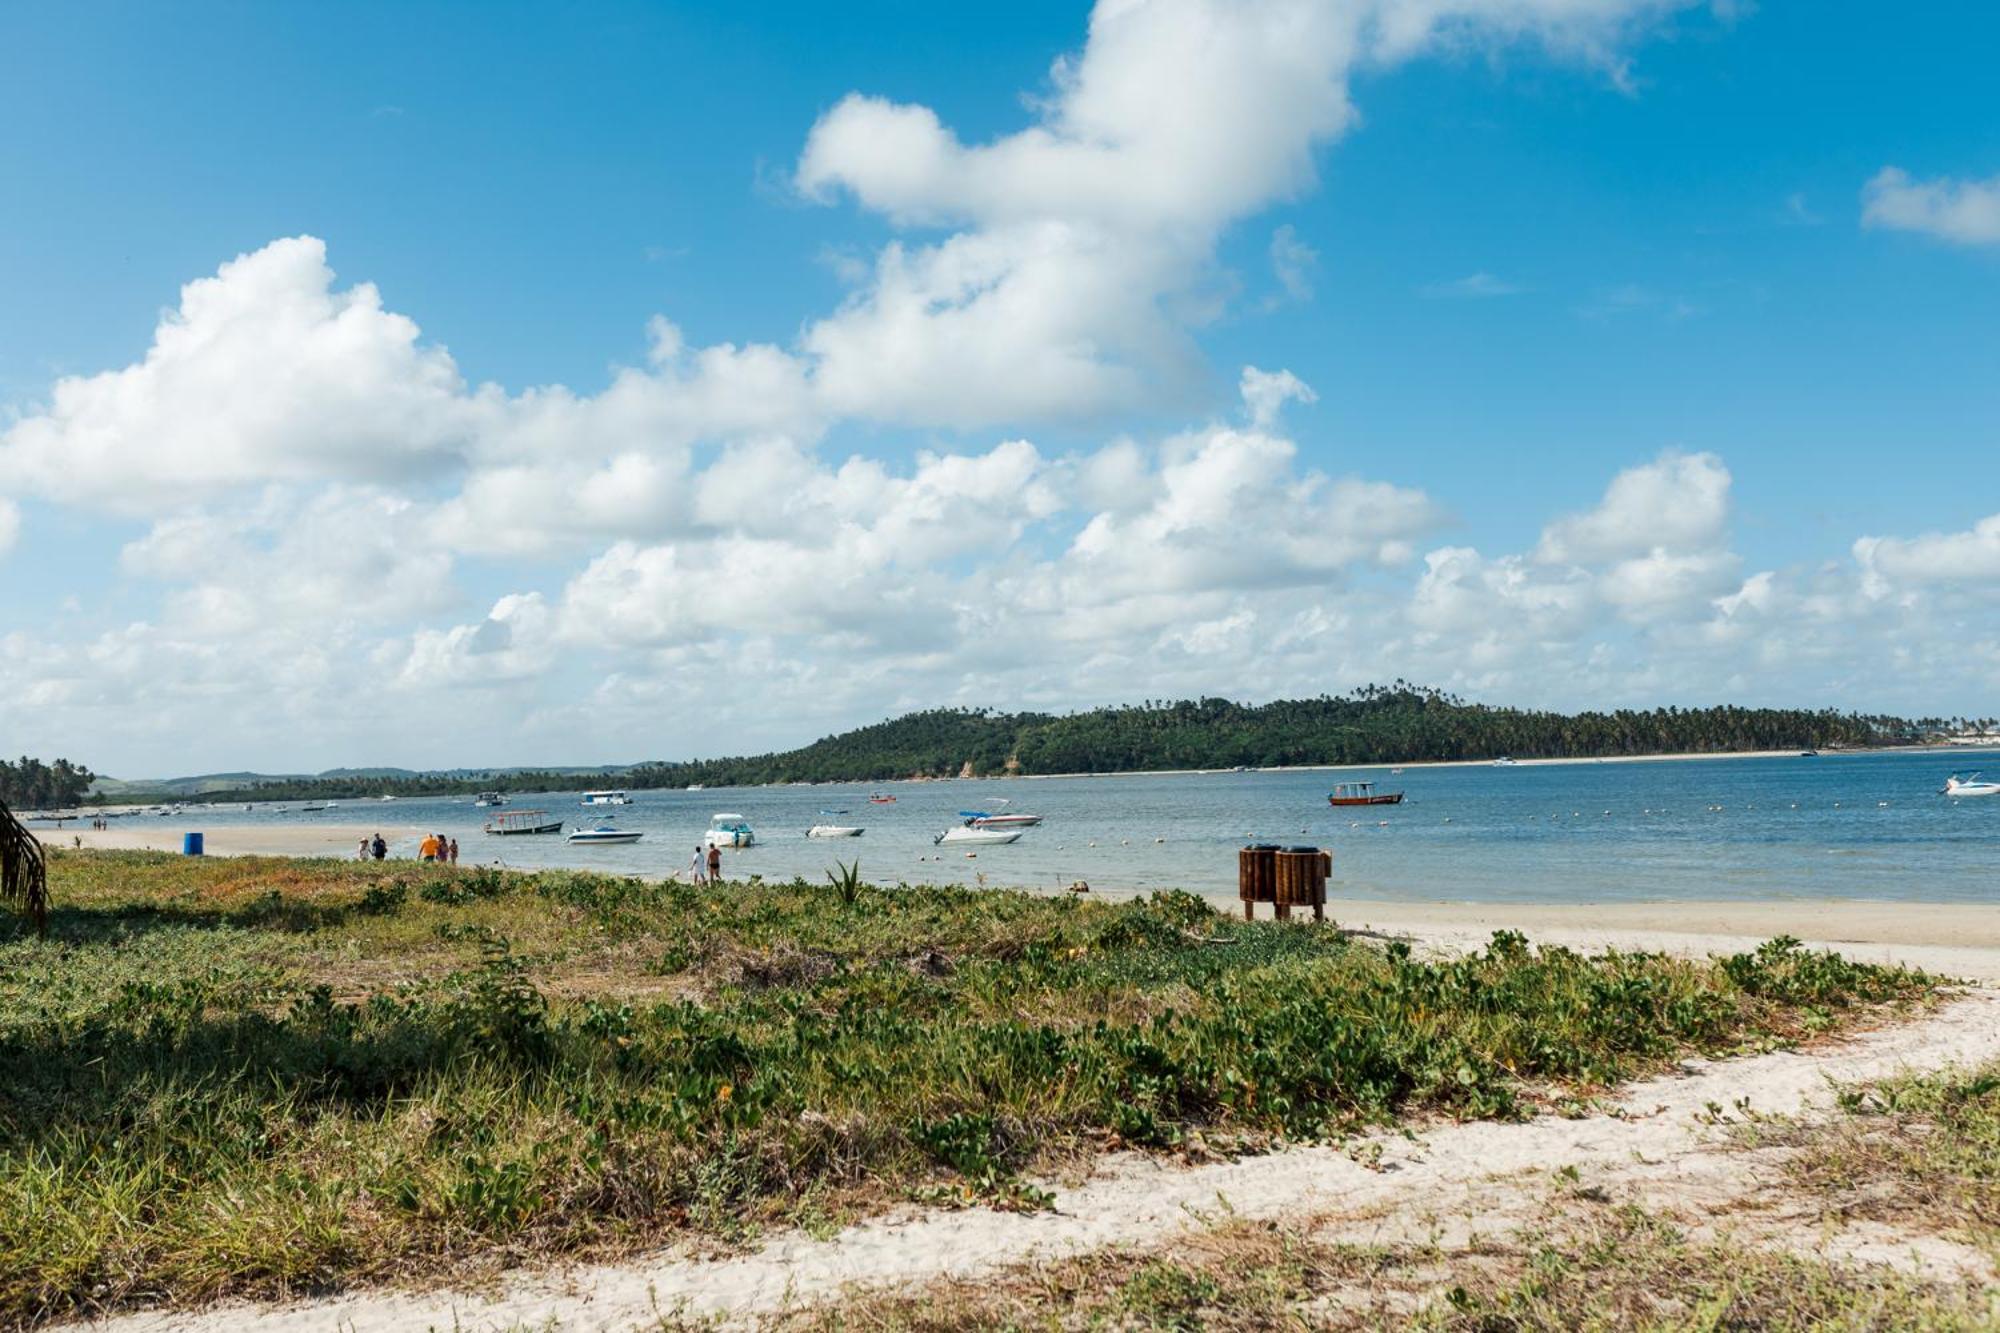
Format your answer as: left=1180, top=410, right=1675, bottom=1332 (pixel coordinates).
left=130, top=748, right=2000, bottom=906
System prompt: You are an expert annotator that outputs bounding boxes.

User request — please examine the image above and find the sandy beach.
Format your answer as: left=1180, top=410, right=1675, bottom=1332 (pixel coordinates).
left=51, top=823, right=433, bottom=859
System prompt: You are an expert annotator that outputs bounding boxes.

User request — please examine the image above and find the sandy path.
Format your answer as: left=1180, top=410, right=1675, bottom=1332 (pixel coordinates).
left=69, top=985, right=2000, bottom=1333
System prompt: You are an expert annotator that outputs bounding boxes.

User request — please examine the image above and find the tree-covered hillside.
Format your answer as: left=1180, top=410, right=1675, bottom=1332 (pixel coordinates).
left=142, top=685, right=1923, bottom=801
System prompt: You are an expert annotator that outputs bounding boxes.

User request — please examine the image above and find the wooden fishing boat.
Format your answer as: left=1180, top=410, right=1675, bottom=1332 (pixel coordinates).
left=484, top=809, right=564, bottom=836
left=1327, top=781, right=1404, bottom=807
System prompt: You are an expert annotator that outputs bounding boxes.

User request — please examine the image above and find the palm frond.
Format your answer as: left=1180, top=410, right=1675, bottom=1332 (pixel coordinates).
left=0, top=799, right=48, bottom=936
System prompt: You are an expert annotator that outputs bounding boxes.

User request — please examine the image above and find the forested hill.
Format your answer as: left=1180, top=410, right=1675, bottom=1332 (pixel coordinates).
left=634, top=688, right=1913, bottom=787
left=140, top=686, right=1926, bottom=801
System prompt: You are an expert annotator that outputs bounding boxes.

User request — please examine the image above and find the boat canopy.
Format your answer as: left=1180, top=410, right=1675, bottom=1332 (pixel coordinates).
left=710, top=812, right=747, bottom=823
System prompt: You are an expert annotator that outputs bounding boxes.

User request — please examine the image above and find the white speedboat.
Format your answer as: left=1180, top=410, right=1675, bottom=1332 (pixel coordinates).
left=1491, top=757, right=1519, bottom=767
left=1943, top=773, right=2000, bottom=798
left=936, top=825, right=1023, bottom=846
left=568, top=824, right=643, bottom=844
left=580, top=789, right=633, bottom=806
left=961, top=809, right=1044, bottom=828
left=705, top=814, right=756, bottom=848
left=475, top=791, right=507, bottom=807
left=808, top=823, right=865, bottom=838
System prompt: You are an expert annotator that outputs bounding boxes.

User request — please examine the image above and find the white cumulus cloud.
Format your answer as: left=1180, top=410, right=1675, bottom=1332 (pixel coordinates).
left=1862, top=167, right=2000, bottom=246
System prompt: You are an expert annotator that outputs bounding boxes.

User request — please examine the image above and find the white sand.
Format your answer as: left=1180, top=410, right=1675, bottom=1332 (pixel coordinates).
left=1328, top=896, right=2000, bottom=982
left=65, top=967, right=2000, bottom=1331
left=50, top=825, right=432, bottom=858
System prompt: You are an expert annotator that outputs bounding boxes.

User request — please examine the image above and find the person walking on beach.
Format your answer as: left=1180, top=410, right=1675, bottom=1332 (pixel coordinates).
left=418, top=832, right=439, bottom=862
left=687, top=843, right=706, bottom=885
left=357, top=837, right=370, bottom=861
left=371, top=833, right=386, bottom=861
left=447, top=837, right=459, bottom=865
left=705, top=842, right=722, bottom=885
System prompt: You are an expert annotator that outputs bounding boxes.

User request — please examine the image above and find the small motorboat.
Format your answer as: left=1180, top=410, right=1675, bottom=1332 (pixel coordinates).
left=1942, top=773, right=2000, bottom=798
left=868, top=793, right=898, bottom=804
left=485, top=809, right=564, bottom=836
left=579, top=789, right=634, bottom=807
left=936, top=824, right=1023, bottom=846
left=1328, top=781, right=1403, bottom=807
left=475, top=791, right=508, bottom=807
left=808, top=823, right=865, bottom=838
left=705, top=814, right=756, bottom=848
left=961, top=809, right=1044, bottom=828
left=1491, top=757, right=1519, bottom=767
left=568, top=823, right=643, bottom=845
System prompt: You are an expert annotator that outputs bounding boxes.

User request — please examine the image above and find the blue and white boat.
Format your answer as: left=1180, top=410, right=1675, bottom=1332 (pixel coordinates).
left=568, top=821, right=643, bottom=845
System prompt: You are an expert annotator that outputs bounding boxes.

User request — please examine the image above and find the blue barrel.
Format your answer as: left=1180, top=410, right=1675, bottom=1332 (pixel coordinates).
left=183, top=831, right=204, bottom=856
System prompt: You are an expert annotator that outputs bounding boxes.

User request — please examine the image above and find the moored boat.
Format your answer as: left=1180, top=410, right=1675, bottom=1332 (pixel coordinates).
left=1327, top=781, right=1403, bottom=807
left=935, top=824, right=1023, bottom=846
left=868, top=793, right=897, bottom=804
left=484, top=809, right=564, bottom=836
left=961, top=809, right=1044, bottom=828
left=1943, top=773, right=2000, bottom=798
left=579, top=789, right=633, bottom=807
left=475, top=791, right=507, bottom=807
left=568, top=823, right=643, bottom=844
left=705, top=814, right=756, bottom=848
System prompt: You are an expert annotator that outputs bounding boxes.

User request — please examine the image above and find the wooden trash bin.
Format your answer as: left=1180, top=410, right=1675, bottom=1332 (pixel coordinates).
left=1273, top=846, right=1328, bottom=921
left=1238, top=844, right=1279, bottom=918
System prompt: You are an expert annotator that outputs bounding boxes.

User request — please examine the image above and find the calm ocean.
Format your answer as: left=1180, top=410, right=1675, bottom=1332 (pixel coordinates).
left=142, top=748, right=2000, bottom=906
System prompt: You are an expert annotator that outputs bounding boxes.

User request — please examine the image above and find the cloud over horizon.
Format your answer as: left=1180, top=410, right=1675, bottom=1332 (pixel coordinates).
left=2, top=0, right=1995, bottom=774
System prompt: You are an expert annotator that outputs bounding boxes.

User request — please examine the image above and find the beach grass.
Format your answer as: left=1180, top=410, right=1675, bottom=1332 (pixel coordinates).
left=760, top=1206, right=2000, bottom=1331
left=1739, top=1058, right=2000, bottom=1261
left=0, top=851, right=1937, bottom=1323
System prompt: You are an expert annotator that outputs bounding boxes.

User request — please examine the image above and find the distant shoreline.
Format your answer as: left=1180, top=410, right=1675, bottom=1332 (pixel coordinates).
left=959, top=741, right=2000, bottom=786
left=42, top=740, right=2000, bottom=815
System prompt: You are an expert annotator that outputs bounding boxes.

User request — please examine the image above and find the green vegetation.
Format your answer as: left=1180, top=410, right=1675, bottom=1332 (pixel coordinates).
left=0, top=755, right=95, bottom=809
left=0, top=853, right=1934, bottom=1323
left=1744, top=1059, right=2000, bottom=1258
left=136, top=685, right=1926, bottom=801
left=769, top=1207, right=2000, bottom=1331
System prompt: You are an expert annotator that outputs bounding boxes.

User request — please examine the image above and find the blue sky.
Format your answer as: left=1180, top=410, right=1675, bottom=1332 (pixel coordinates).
left=2, top=1, right=1997, bottom=775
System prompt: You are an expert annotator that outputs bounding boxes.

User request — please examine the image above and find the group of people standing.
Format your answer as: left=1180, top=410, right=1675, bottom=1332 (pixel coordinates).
left=353, top=832, right=454, bottom=862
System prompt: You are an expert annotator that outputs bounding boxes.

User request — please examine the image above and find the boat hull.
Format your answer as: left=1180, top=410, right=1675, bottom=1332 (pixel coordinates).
left=568, top=831, right=643, bottom=844
left=808, top=825, right=864, bottom=838
left=936, top=827, right=1023, bottom=846
left=486, top=820, right=564, bottom=836
left=1328, top=792, right=1404, bottom=806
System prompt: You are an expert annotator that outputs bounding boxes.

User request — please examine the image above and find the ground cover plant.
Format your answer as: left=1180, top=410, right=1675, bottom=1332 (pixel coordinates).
left=762, top=1207, right=2000, bottom=1331
left=0, top=851, right=1937, bottom=1323
left=1742, top=1058, right=2000, bottom=1260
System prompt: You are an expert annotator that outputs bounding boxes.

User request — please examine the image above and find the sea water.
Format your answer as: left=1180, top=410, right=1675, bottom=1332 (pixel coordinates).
left=143, top=748, right=2000, bottom=905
